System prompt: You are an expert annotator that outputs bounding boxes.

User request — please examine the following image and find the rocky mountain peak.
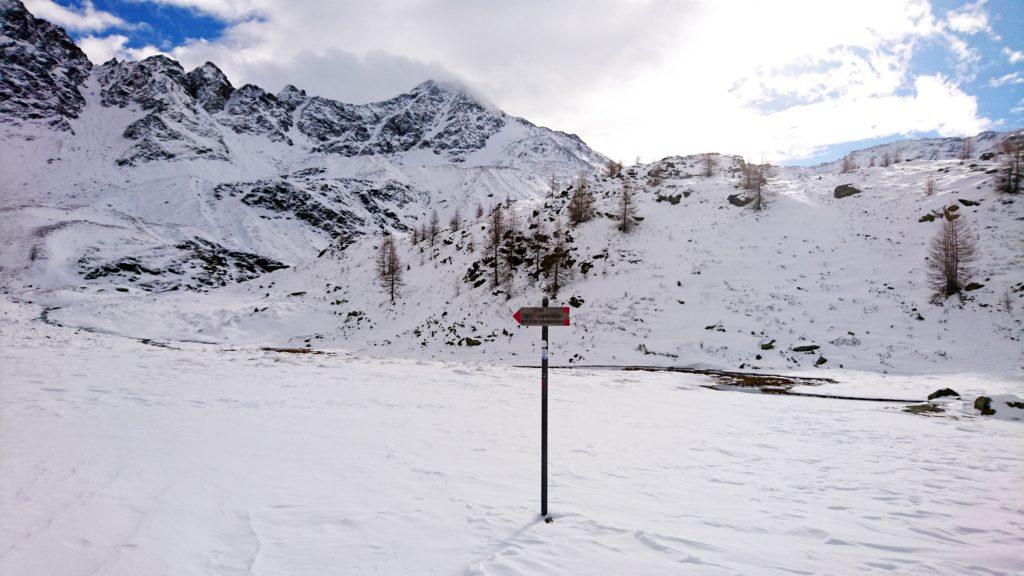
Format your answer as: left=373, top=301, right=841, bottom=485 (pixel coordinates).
left=98, top=55, right=192, bottom=112
left=185, top=61, right=234, bottom=113
left=277, top=84, right=307, bottom=110
left=0, top=0, right=91, bottom=129
left=1, top=1, right=604, bottom=174
left=220, top=83, right=293, bottom=143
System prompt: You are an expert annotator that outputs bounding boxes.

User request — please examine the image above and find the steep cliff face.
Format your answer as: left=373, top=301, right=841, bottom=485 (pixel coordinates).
left=0, top=0, right=91, bottom=130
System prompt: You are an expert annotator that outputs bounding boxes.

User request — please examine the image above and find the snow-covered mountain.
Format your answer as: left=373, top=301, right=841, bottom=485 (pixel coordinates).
left=0, top=0, right=604, bottom=291
left=1, top=0, right=1021, bottom=377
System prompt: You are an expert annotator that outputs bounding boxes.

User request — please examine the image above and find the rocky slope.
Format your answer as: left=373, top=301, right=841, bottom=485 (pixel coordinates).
left=47, top=142, right=1024, bottom=376
left=0, top=0, right=604, bottom=292
left=0, top=0, right=91, bottom=130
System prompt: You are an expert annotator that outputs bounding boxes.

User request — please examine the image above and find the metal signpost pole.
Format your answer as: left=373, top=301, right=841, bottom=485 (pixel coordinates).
left=511, top=301, right=568, bottom=522
left=541, top=297, right=549, bottom=519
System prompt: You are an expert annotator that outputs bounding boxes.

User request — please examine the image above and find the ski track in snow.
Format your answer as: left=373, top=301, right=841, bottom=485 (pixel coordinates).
left=1, top=298, right=1022, bottom=575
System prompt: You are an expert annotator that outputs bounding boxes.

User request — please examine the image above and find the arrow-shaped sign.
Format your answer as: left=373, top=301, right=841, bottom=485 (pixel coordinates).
left=513, top=307, right=570, bottom=326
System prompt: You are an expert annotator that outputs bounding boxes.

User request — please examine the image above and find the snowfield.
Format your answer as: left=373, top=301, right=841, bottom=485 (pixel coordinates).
left=2, top=298, right=1022, bottom=576
left=2, top=4, right=1023, bottom=573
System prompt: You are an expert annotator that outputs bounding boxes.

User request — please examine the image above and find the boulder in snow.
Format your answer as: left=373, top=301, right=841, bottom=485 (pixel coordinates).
left=833, top=185, right=861, bottom=199
left=974, top=396, right=995, bottom=415
left=927, top=388, right=960, bottom=400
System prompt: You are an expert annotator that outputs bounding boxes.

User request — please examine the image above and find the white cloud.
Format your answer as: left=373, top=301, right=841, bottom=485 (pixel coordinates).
left=989, top=72, right=1024, bottom=87
left=77, top=34, right=163, bottom=64
left=1004, top=47, right=1024, bottom=65
left=23, top=0, right=125, bottom=33
left=944, top=0, right=991, bottom=35
left=113, top=0, right=991, bottom=161
left=1012, top=99, right=1024, bottom=116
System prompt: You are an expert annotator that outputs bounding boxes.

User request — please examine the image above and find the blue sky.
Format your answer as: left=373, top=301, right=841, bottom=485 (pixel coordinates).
left=85, top=0, right=228, bottom=51
left=795, top=0, right=1023, bottom=164
left=24, top=0, right=1024, bottom=164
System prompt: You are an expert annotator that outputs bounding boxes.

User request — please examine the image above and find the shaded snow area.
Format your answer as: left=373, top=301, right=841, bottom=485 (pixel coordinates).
left=2, top=298, right=1022, bottom=575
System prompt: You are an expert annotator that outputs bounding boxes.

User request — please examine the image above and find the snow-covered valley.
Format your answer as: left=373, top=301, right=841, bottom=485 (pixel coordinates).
left=2, top=299, right=1023, bottom=575
left=2, top=1, right=1024, bottom=574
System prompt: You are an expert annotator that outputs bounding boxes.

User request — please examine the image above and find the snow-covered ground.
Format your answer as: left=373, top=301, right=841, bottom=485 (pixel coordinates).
left=38, top=151, right=1023, bottom=378
left=3, top=297, right=1022, bottom=575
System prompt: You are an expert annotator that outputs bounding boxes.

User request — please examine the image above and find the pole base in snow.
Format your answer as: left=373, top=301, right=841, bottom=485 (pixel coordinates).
left=543, top=515, right=553, bottom=524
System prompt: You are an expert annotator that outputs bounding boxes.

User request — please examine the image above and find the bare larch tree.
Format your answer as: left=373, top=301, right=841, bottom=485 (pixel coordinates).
left=960, top=136, right=973, bottom=160
left=486, top=206, right=506, bottom=287
left=544, top=218, right=571, bottom=296
left=927, top=215, right=978, bottom=297
left=702, top=153, right=716, bottom=177
left=376, top=235, right=403, bottom=304
left=449, top=207, right=461, bottom=232
left=617, top=180, right=639, bottom=233
left=998, top=133, right=1022, bottom=193
left=567, top=174, right=596, bottom=225
left=428, top=210, right=440, bottom=246
left=751, top=155, right=770, bottom=211
left=841, top=153, right=855, bottom=173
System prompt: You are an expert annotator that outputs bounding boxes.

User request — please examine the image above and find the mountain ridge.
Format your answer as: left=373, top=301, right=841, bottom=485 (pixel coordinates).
left=0, top=0, right=605, bottom=293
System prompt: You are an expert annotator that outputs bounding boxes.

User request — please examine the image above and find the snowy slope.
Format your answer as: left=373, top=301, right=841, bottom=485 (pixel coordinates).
left=45, top=148, right=1024, bottom=377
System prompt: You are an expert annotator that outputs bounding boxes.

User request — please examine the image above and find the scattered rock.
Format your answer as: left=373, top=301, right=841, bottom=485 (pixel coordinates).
left=760, top=339, right=776, bottom=350
left=1007, top=401, right=1024, bottom=409
left=727, top=194, right=752, bottom=207
left=918, top=214, right=935, bottom=222
left=568, top=295, right=584, bottom=308
left=792, top=344, right=820, bottom=353
left=927, top=388, right=960, bottom=400
left=904, top=403, right=944, bottom=415
left=974, top=396, right=995, bottom=415
left=833, top=184, right=861, bottom=199
left=815, top=355, right=827, bottom=366
left=958, top=199, right=980, bottom=207
left=964, top=282, right=984, bottom=291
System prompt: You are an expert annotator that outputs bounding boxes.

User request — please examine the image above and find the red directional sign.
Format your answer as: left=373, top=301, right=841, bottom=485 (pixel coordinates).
left=513, top=307, right=570, bottom=326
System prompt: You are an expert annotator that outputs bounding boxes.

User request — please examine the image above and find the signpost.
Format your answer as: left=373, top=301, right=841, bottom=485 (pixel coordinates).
left=513, top=297, right=570, bottom=522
